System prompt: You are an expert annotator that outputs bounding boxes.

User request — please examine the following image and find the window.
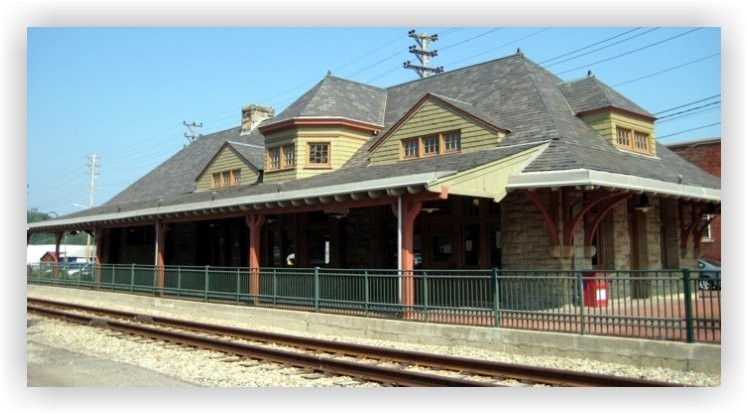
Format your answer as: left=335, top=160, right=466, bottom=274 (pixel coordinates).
left=403, top=138, right=419, bottom=159
left=268, top=147, right=281, bottom=170
left=634, top=131, right=649, bottom=151
left=615, top=127, right=651, bottom=155
left=444, top=132, right=461, bottom=153
left=701, top=214, right=715, bottom=242
left=308, top=143, right=330, bottom=167
left=210, top=169, right=242, bottom=189
left=616, top=127, right=631, bottom=147
left=283, top=145, right=295, bottom=168
left=400, top=130, right=461, bottom=160
left=423, top=135, right=439, bottom=155
left=267, top=144, right=295, bottom=171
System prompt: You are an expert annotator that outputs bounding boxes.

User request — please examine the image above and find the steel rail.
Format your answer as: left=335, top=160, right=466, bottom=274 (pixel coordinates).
left=28, top=303, right=494, bottom=387
left=27, top=298, right=685, bottom=387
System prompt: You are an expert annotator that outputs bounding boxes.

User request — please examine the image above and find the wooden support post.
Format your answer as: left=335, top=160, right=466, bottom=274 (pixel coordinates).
left=53, top=232, right=62, bottom=280
left=399, top=199, right=421, bottom=319
left=155, top=221, right=169, bottom=296
left=94, top=228, right=105, bottom=287
left=246, top=214, right=266, bottom=304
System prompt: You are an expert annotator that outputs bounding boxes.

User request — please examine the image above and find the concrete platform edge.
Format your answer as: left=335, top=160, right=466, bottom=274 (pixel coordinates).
left=27, top=285, right=720, bottom=375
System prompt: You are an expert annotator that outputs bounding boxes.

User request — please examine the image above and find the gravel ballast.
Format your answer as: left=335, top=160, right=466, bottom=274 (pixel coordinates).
left=26, top=313, right=719, bottom=387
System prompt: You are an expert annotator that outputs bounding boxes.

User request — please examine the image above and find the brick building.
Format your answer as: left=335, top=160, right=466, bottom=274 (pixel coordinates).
left=667, top=137, right=721, bottom=262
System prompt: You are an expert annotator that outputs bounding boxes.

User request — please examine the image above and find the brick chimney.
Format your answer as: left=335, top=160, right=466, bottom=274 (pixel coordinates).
left=241, top=104, right=274, bottom=135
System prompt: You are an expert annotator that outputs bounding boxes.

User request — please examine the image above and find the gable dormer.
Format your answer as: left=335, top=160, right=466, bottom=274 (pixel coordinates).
left=368, top=93, right=509, bottom=165
left=560, top=74, right=657, bottom=156
left=194, top=141, right=262, bottom=192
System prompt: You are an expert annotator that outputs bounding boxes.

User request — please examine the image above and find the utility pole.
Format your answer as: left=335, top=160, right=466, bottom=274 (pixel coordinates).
left=403, top=30, right=444, bottom=79
left=183, top=121, right=203, bottom=144
left=85, top=154, right=99, bottom=261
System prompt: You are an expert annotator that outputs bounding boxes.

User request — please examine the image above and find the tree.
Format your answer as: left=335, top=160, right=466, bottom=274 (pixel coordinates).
left=27, top=209, right=88, bottom=245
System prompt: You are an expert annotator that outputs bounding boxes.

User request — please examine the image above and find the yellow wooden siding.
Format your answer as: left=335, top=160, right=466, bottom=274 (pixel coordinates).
left=195, top=147, right=258, bottom=192
left=580, top=111, right=656, bottom=156
left=263, top=125, right=371, bottom=183
left=370, top=100, right=502, bottom=165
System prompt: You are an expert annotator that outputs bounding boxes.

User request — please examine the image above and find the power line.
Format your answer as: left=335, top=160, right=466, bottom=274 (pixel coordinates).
left=439, top=28, right=503, bottom=52
left=613, top=53, right=720, bottom=87
left=541, top=28, right=658, bottom=67
left=656, top=101, right=721, bottom=121
left=555, top=28, right=703, bottom=76
left=657, top=122, right=721, bottom=139
left=654, top=94, right=721, bottom=115
left=444, top=28, right=551, bottom=67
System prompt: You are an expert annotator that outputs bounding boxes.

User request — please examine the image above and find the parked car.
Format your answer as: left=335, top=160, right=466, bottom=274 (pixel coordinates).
left=66, top=262, right=93, bottom=279
left=697, top=258, right=721, bottom=290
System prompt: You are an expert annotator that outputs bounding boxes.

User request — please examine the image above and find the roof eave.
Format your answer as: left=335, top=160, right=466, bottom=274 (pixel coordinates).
left=27, top=171, right=456, bottom=232
left=577, top=106, right=656, bottom=123
left=506, top=169, right=721, bottom=202
left=258, top=117, right=383, bottom=135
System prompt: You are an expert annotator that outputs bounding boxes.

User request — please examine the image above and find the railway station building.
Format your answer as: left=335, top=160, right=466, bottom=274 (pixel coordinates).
left=28, top=51, right=721, bottom=279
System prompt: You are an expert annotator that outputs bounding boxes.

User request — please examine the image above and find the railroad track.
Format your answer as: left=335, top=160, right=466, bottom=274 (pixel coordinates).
left=27, top=298, right=685, bottom=387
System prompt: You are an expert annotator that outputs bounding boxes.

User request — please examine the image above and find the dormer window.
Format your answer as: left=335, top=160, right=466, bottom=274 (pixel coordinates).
left=615, top=126, right=652, bottom=155
left=211, top=169, right=241, bottom=189
left=444, top=132, right=461, bottom=152
left=307, top=142, right=331, bottom=167
left=423, top=135, right=439, bottom=155
left=403, top=138, right=419, bottom=159
left=267, top=144, right=296, bottom=172
left=400, top=130, right=462, bottom=160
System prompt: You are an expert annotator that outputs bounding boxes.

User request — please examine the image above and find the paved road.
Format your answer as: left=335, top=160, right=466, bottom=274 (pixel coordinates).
left=27, top=341, right=195, bottom=387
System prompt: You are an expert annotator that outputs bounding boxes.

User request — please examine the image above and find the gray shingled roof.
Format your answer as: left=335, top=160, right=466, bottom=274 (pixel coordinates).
left=60, top=142, right=540, bottom=221
left=226, top=141, right=263, bottom=170
left=558, top=75, right=655, bottom=118
left=263, top=74, right=387, bottom=127
left=104, top=126, right=265, bottom=206
left=53, top=52, right=719, bottom=223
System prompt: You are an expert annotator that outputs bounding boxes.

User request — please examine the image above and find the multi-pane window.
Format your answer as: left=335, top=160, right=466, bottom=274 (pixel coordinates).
left=268, top=147, right=281, bottom=170
left=634, top=131, right=649, bottom=151
left=403, top=138, right=419, bottom=159
left=401, top=130, right=461, bottom=160
left=423, top=135, right=439, bottom=155
left=283, top=145, right=295, bottom=168
left=210, top=169, right=242, bottom=189
left=267, top=144, right=295, bottom=171
left=444, top=132, right=461, bottom=153
left=308, top=143, right=330, bottom=166
left=616, top=127, right=631, bottom=146
left=615, top=127, right=651, bottom=155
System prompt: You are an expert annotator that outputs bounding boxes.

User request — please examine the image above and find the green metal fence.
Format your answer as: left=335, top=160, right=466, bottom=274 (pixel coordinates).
left=26, top=263, right=721, bottom=344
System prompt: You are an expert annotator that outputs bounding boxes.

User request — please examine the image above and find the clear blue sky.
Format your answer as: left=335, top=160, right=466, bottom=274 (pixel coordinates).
left=27, top=26, right=721, bottom=217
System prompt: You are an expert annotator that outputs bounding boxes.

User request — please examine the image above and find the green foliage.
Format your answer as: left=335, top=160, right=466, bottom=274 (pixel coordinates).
left=27, top=208, right=89, bottom=245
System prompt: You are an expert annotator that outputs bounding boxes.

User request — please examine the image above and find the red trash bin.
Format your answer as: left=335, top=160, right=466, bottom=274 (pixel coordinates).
left=582, top=271, right=608, bottom=307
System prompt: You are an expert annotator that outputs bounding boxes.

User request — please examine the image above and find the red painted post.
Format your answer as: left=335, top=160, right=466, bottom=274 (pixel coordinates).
left=246, top=214, right=265, bottom=305
left=400, top=200, right=421, bottom=319
left=156, top=222, right=168, bottom=296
